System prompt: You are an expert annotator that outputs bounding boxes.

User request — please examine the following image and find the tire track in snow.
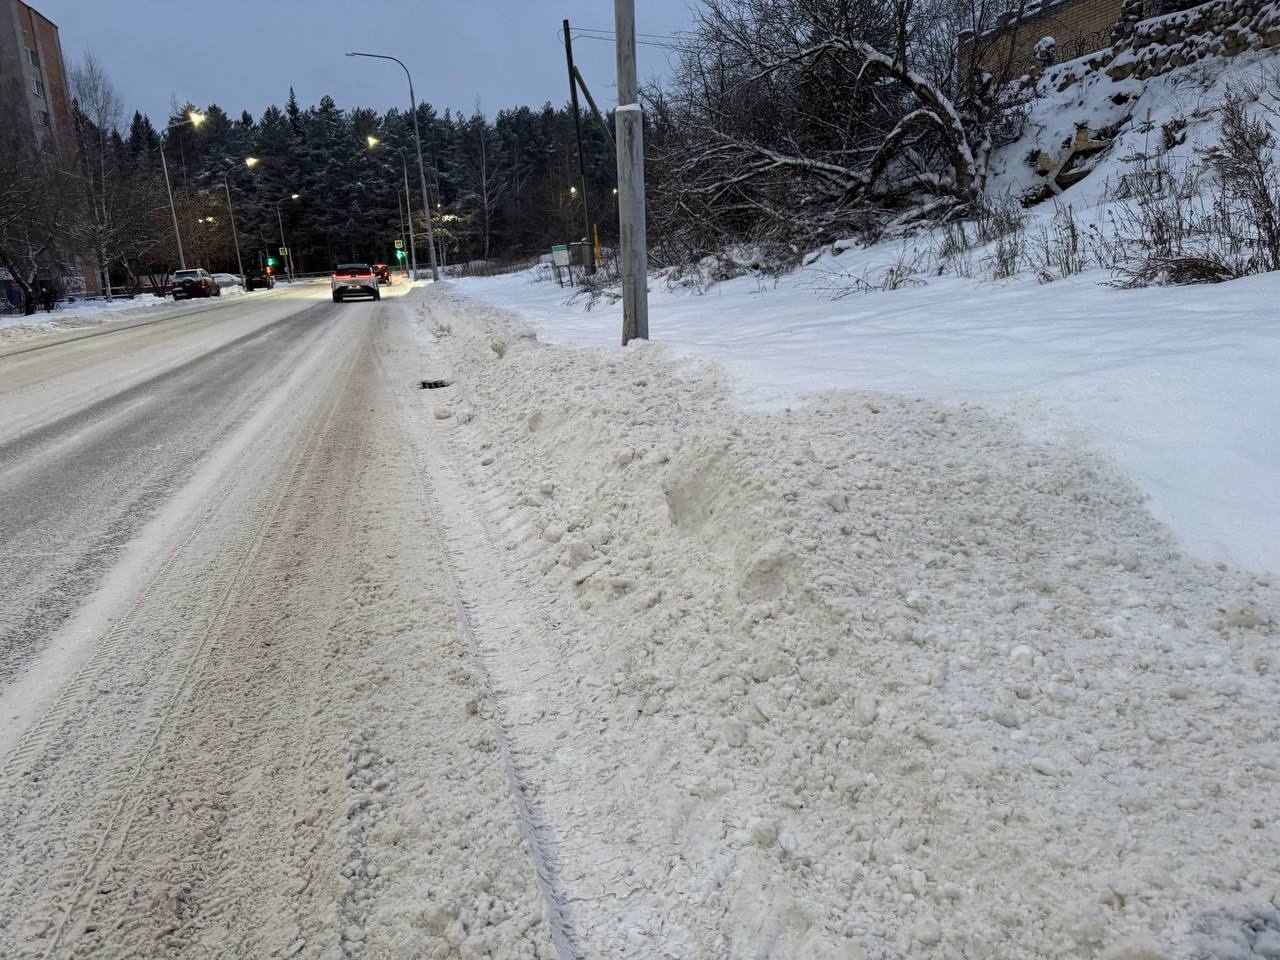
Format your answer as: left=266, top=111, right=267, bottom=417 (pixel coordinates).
left=373, top=331, right=584, bottom=960
left=19, top=328, right=367, bottom=958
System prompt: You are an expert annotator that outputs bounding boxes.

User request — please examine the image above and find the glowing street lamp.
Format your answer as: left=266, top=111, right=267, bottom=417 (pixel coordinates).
left=159, top=109, right=209, bottom=269
left=275, top=193, right=302, bottom=281
left=220, top=155, right=259, bottom=281
left=346, top=51, right=439, bottom=280
left=366, top=135, right=416, bottom=280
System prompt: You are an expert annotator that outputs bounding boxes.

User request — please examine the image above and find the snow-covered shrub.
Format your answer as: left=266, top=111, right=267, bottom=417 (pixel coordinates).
left=1028, top=202, right=1094, bottom=281
left=807, top=247, right=927, bottom=298
left=1105, top=87, right=1280, bottom=286
left=1204, top=87, right=1280, bottom=271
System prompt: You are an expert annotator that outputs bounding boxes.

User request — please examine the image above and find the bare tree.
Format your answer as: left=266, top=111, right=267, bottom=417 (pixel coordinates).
left=648, top=0, right=1007, bottom=264
left=70, top=51, right=124, bottom=298
left=458, top=110, right=509, bottom=260
left=0, top=136, right=77, bottom=313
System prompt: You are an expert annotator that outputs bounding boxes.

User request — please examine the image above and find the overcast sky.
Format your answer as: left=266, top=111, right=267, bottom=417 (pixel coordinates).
left=41, top=0, right=697, bottom=127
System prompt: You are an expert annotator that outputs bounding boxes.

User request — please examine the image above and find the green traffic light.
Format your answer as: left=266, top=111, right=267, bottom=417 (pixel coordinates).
left=267, top=257, right=277, bottom=266
left=395, top=250, right=405, bottom=261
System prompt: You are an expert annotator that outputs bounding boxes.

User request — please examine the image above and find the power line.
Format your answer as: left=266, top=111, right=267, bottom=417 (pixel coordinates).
left=572, top=32, right=699, bottom=54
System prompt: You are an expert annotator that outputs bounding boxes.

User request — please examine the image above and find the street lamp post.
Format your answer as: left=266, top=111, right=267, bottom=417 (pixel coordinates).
left=346, top=52, right=439, bottom=281
left=275, top=193, right=300, bottom=282
left=367, top=136, right=417, bottom=281
left=159, top=111, right=207, bottom=270
left=220, top=158, right=257, bottom=282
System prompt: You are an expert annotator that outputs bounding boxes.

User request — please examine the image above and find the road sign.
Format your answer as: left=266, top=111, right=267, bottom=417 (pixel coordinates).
left=551, top=244, right=570, bottom=267
left=279, top=247, right=288, bottom=256
left=394, top=239, right=404, bottom=249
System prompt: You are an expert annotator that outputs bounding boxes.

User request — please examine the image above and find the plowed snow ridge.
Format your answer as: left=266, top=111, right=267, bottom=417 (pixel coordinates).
left=417, top=284, right=1279, bottom=960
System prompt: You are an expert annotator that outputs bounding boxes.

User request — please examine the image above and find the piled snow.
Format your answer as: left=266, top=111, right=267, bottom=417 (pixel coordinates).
left=416, top=285, right=1280, bottom=960
left=454, top=260, right=1280, bottom=574
left=0, top=294, right=204, bottom=343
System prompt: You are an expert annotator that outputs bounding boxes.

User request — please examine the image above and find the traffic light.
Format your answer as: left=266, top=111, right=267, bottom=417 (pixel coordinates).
left=395, top=250, right=405, bottom=261
left=267, top=256, right=277, bottom=267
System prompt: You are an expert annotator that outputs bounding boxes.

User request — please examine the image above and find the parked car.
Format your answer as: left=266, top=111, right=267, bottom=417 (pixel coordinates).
left=331, top=264, right=380, bottom=302
left=372, top=263, right=391, bottom=285
left=212, top=273, right=241, bottom=289
left=171, top=268, right=220, bottom=300
left=244, top=267, right=275, bottom=291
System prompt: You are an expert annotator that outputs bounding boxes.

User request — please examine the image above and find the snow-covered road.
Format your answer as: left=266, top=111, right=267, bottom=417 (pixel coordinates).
left=0, top=287, right=556, bottom=958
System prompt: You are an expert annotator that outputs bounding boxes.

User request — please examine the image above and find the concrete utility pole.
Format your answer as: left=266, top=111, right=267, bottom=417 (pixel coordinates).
left=614, top=0, right=649, bottom=343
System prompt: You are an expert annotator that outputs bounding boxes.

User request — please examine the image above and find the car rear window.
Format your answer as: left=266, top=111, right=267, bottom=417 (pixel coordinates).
left=174, top=270, right=200, bottom=280
left=335, top=264, right=372, bottom=275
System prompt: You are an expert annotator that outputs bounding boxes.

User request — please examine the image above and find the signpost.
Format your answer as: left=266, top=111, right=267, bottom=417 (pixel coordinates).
left=551, top=243, right=571, bottom=287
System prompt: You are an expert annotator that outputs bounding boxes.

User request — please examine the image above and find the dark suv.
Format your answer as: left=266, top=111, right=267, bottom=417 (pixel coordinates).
left=244, top=267, right=275, bottom=291
left=171, top=268, right=220, bottom=300
left=372, top=263, right=391, bottom=285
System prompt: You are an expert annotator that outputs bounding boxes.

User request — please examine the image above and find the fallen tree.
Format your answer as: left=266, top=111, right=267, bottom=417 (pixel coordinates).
left=648, top=0, right=1008, bottom=263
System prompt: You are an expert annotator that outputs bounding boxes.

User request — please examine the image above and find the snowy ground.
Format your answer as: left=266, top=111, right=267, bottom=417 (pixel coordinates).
left=0, top=285, right=254, bottom=344
left=416, top=284, right=1278, bottom=959
left=453, top=50, right=1280, bottom=577
left=455, top=263, right=1280, bottom=575
left=2, top=282, right=1276, bottom=958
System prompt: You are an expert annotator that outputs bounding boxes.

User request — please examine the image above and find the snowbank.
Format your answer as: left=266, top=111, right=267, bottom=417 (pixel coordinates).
left=415, top=285, right=1280, bottom=959
left=450, top=38, right=1280, bottom=579
left=454, top=259, right=1280, bottom=574
left=0, top=294, right=209, bottom=344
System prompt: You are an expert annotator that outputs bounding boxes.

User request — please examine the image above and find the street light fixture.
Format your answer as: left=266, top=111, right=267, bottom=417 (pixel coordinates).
left=275, top=193, right=301, bottom=282
left=159, top=109, right=207, bottom=269
left=365, top=135, right=417, bottom=281
left=345, top=51, right=439, bottom=281
left=220, top=156, right=257, bottom=282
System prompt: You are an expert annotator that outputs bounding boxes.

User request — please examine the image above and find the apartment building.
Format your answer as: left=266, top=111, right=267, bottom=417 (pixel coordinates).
left=1, top=0, right=99, bottom=300
left=1, top=0, right=75, bottom=154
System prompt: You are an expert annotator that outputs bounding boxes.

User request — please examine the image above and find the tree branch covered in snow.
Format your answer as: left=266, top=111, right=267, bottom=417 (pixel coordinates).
left=645, top=0, right=1010, bottom=265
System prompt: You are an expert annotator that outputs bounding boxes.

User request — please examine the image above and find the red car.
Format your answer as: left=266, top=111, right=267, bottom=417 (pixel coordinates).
left=170, top=268, right=221, bottom=300
left=372, top=263, right=392, bottom=285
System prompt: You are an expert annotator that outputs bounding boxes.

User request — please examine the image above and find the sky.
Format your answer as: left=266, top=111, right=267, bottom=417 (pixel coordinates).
left=40, top=0, right=697, bottom=127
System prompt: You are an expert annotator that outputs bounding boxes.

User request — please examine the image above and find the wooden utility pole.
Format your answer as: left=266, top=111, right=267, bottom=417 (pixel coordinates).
left=614, top=0, right=649, bottom=343
left=563, top=20, right=594, bottom=269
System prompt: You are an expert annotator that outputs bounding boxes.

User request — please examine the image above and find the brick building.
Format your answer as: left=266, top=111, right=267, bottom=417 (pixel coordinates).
left=960, top=0, right=1213, bottom=80
left=0, top=0, right=75, bottom=151
left=960, top=0, right=1126, bottom=79
left=0, top=0, right=98, bottom=300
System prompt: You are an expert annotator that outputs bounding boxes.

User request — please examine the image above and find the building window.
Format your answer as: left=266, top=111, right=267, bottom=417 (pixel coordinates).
left=32, top=77, right=45, bottom=98
left=27, top=48, right=39, bottom=67
left=38, top=110, right=50, bottom=127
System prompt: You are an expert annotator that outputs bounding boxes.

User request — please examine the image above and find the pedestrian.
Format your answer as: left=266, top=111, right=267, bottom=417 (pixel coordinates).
left=41, top=286, right=55, bottom=313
